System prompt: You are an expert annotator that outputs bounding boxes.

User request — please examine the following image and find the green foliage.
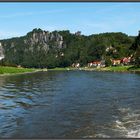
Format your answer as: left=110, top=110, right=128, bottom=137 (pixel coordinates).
left=134, top=48, right=140, bottom=67
left=131, top=32, right=140, bottom=67
left=105, top=65, right=133, bottom=71
left=105, top=56, right=112, bottom=66
left=0, top=66, right=35, bottom=74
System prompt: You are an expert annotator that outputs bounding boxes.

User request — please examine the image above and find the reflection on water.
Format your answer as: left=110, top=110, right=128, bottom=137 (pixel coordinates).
left=0, top=71, right=140, bottom=138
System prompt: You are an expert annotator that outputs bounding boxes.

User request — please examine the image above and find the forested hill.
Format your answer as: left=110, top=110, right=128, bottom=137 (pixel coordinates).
left=0, top=28, right=136, bottom=68
left=130, top=31, right=140, bottom=67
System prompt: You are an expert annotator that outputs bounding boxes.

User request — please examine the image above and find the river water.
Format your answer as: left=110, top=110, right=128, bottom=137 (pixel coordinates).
left=0, top=71, right=140, bottom=138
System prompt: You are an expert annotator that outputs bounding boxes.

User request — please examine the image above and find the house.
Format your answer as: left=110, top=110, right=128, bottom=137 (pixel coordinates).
left=88, top=62, right=93, bottom=67
left=72, top=63, right=80, bottom=68
left=110, top=57, right=132, bottom=66
left=93, top=61, right=102, bottom=67
left=111, top=59, right=121, bottom=66
left=88, top=60, right=105, bottom=68
left=75, top=63, right=80, bottom=68
left=121, top=57, right=131, bottom=65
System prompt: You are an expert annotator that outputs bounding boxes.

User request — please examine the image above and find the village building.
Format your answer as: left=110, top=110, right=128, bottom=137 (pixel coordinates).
left=88, top=60, right=105, bottom=68
left=88, top=62, right=93, bottom=67
left=121, top=57, right=131, bottom=65
left=111, top=57, right=132, bottom=66
left=88, top=57, right=132, bottom=68
left=111, top=59, right=121, bottom=66
left=92, top=61, right=102, bottom=67
left=72, top=63, right=80, bottom=68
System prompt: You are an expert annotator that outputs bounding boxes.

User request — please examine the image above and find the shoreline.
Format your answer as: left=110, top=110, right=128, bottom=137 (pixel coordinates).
left=48, top=66, right=140, bottom=73
left=0, top=66, right=48, bottom=76
left=0, top=66, right=140, bottom=76
left=0, top=70, right=40, bottom=76
left=80, top=68, right=140, bottom=74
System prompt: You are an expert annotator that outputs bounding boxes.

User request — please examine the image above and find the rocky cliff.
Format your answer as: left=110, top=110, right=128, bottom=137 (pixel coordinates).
left=0, top=28, right=65, bottom=67
left=24, top=29, right=64, bottom=50
left=0, top=42, right=4, bottom=60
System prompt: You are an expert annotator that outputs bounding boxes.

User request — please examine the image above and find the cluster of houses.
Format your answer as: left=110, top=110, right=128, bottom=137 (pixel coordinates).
left=71, top=56, right=132, bottom=68
left=111, top=57, right=131, bottom=66
left=88, top=57, right=132, bottom=68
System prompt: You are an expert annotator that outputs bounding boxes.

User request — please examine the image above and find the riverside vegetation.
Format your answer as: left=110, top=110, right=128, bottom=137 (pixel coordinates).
left=0, top=28, right=140, bottom=74
left=0, top=66, right=37, bottom=75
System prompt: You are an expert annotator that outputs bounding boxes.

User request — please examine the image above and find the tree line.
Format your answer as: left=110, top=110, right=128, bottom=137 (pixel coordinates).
left=0, top=28, right=139, bottom=68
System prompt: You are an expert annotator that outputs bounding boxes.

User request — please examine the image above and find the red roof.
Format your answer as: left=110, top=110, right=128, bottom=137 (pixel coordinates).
left=92, top=61, right=101, bottom=64
left=112, top=59, right=121, bottom=63
left=122, top=57, right=131, bottom=63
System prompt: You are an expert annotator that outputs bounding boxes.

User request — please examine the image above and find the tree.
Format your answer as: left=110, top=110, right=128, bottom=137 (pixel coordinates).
left=131, top=31, right=140, bottom=67
left=105, top=56, right=112, bottom=66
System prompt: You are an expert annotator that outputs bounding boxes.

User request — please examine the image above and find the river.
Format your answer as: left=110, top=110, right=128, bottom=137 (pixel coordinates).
left=0, top=71, right=140, bottom=138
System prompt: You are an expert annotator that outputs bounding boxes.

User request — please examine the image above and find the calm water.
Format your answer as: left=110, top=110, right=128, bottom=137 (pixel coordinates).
left=0, top=71, right=140, bottom=138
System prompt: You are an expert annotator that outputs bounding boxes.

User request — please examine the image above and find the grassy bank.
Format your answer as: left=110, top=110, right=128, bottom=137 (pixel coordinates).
left=127, top=66, right=140, bottom=72
left=0, top=66, right=37, bottom=75
left=82, top=65, right=140, bottom=72
left=1, top=65, right=139, bottom=75
left=101, top=66, right=132, bottom=72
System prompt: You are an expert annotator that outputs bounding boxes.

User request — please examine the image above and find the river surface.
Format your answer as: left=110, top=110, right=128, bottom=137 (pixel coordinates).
left=0, top=71, right=140, bottom=138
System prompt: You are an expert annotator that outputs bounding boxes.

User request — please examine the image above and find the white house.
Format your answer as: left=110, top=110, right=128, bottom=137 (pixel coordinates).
left=72, top=63, right=80, bottom=68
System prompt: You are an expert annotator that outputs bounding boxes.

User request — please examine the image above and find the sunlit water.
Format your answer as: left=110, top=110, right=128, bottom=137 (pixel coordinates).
left=0, top=71, right=140, bottom=138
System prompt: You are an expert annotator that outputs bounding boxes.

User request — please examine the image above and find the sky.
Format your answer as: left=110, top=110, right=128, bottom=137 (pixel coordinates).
left=0, top=2, right=140, bottom=39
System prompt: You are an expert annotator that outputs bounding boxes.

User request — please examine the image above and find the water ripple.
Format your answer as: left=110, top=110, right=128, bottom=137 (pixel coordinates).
left=0, top=71, right=140, bottom=138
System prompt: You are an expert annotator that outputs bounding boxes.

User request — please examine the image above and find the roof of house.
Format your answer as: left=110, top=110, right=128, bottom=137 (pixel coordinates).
left=112, top=59, right=121, bottom=62
left=92, top=61, right=101, bottom=64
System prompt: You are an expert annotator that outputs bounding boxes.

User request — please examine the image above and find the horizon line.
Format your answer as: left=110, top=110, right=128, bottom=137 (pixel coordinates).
left=0, top=28, right=138, bottom=40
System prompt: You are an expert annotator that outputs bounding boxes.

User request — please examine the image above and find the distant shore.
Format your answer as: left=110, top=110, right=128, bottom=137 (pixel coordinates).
left=0, top=65, right=140, bottom=76
left=81, top=66, right=140, bottom=73
left=48, top=66, right=140, bottom=73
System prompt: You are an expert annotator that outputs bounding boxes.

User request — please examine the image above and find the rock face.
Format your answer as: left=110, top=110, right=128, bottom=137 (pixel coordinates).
left=0, top=42, right=4, bottom=60
left=0, top=28, right=65, bottom=67
left=24, top=29, right=64, bottom=50
left=1, top=28, right=64, bottom=53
